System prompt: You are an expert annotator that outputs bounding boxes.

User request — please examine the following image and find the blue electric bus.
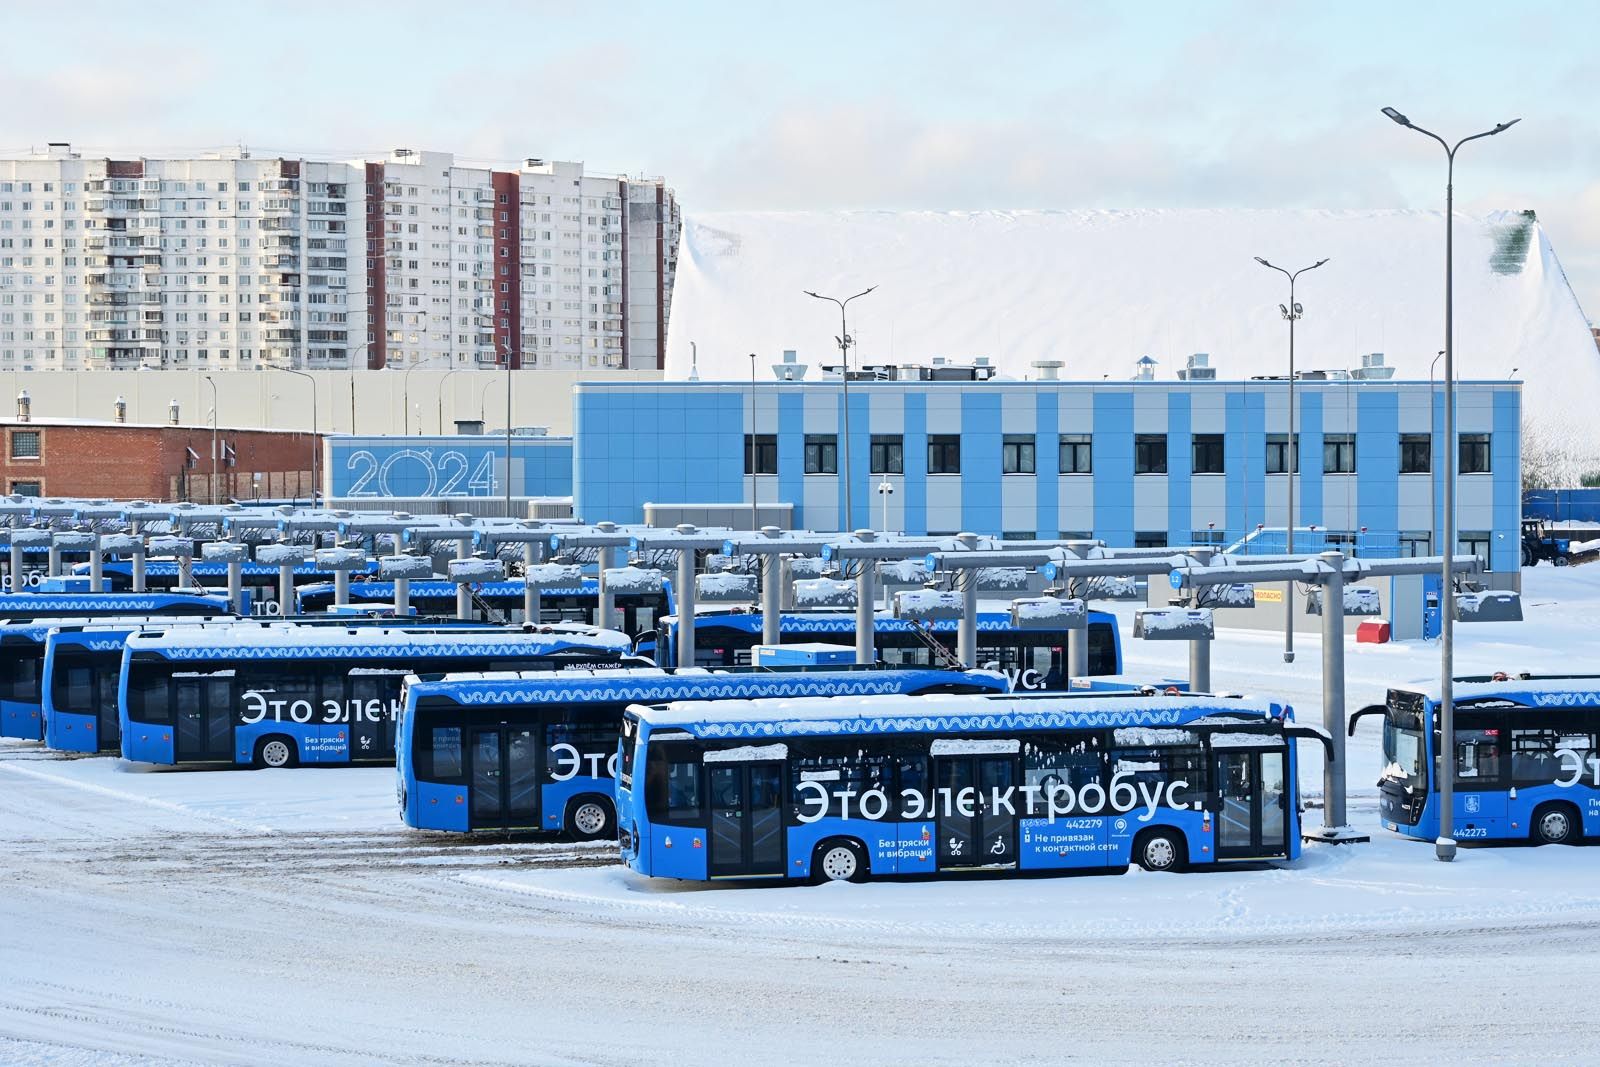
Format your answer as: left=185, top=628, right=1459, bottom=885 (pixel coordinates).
left=296, top=577, right=674, bottom=635
left=397, top=665, right=1009, bottom=839
left=1353, top=673, right=1600, bottom=846
left=0, top=620, right=68, bottom=740
left=638, top=608, right=1122, bottom=689
left=619, top=691, right=1324, bottom=883
left=76, top=558, right=382, bottom=615
left=41, top=616, right=489, bottom=754
left=119, top=624, right=643, bottom=768
left=0, top=591, right=233, bottom=620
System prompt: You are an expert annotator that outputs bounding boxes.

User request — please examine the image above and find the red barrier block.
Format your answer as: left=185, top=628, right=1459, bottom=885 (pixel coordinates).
left=1356, top=620, right=1391, bottom=644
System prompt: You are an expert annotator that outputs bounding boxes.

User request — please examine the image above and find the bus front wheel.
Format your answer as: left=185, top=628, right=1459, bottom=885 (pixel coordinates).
left=566, top=796, right=615, bottom=841
left=1533, top=803, right=1581, bottom=845
left=813, top=839, right=869, bottom=884
left=1134, top=829, right=1186, bottom=873
left=255, top=737, right=297, bottom=769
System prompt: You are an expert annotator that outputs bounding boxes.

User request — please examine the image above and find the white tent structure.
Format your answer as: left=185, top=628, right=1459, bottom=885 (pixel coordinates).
left=664, top=208, right=1596, bottom=453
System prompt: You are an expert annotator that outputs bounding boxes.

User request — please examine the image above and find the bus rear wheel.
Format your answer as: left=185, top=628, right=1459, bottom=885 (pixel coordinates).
left=814, top=840, right=869, bottom=884
left=567, top=797, right=615, bottom=841
left=1533, top=803, right=1581, bottom=845
left=1134, top=829, right=1186, bottom=873
left=255, top=737, right=296, bottom=769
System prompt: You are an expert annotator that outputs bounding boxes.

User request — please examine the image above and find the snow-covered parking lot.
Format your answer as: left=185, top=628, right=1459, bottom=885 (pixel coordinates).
left=5, top=567, right=1600, bottom=1065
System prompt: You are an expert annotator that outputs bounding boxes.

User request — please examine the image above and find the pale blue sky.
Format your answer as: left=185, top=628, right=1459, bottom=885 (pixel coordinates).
left=6, top=0, right=1597, bottom=311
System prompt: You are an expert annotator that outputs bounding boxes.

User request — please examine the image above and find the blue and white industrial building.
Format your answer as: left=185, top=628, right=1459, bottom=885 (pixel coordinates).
left=322, top=358, right=1521, bottom=581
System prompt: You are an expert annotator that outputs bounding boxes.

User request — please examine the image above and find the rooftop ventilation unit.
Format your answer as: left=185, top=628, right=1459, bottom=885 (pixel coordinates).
left=1178, top=353, right=1217, bottom=381
left=1031, top=360, right=1064, bottom=381
left=771, top=349, right=807, bottom=381
left=1134, top=355, right=1159, bottom=381
left=1353, top=352, right=1396, bottom=380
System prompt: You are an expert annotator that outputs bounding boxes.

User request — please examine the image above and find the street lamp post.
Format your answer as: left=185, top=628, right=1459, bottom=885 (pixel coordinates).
left=749, top=352, right=758, bottom=532
left=1253, top=256, right=1328, bottom=663
left=1382, top=105, right=1521, bottom=863
left=805, top=286, right=877, bottom=530
left=279, top=366, right=320, bottom=507
left=401, top=354, right=448, bottom=435
left=1430, top=349, right=1444, bottom=561
left=202, top=374, right=219, bottom=505
left=438, top=367, right=461, bottom=434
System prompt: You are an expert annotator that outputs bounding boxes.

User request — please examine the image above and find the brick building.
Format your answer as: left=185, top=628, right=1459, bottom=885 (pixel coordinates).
left=1, top=418, right=317, bottom=502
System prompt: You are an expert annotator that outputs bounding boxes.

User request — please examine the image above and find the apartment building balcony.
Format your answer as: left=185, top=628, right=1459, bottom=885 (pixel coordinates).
left=474, top=207, right=493, bottom=222
left=475, top=189, right=494, bottom=203
left=86, top=274, right=139, bottom=292
left=266, top=328, right=300, bottom=342
left=476, top=225, right=494, bottom=239
left=264, top=254, right=301, bottom=270
left=259, top=216, right=301, bottom=233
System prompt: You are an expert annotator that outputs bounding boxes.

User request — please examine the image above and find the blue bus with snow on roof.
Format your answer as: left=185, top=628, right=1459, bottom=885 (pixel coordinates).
left=0, top=620, right=72, bottom=740
left=76, top=557, right=382, bottom=615
left=396, top=665, right=1009, bottom=839
left=0, top=590, right=233, bottom=620
left=1352, top=673, right=1600, bottom=846
left=297, top=577, right=674, bottom=635
left=619, top=691, right=1326, bottom=883
left=638, top=608, right=1122, bottom=689
left=118, top=624, right=644, bottom=768
left=41, top=617, right=494, bottom=754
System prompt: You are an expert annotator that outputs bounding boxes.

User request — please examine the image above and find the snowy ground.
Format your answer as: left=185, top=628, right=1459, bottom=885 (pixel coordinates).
left=4, top=566, right=1600, bottom=1064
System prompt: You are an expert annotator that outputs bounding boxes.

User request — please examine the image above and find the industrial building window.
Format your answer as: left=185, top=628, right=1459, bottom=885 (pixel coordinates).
left=1323, top=434, right=1356, bottom=474
left=1459, top=433, right=1491, bottom=474
left=1400, top=531, right=1432, bottom=557
left=1191, top=528, right=1224, bottom=546
left=869, top=435, right=903, bottom=474
left=1192, top=434, right=1224, bottom=474
left=1134, top=434, right=1167, bottom=475
left=1001, top=434, right=1035, bottom=474
left=927, top=435, right=961, bottom=475
left=1266, top=434, right=1299, bottom=474
left=1059, top=530, right=1093, bottom=541
left=1458, top=531, right=1491, bottom=563
left=1058, top=434, right=1092, bottom=474
left=743, top=434, right=776, bottom=476
left=1134, top=531, right=1167, bottom=549
left=803, top=434, right=837, bottom=475
left=9, top=430, right=40, bottom=459
left=9, top=480, right=41, bottom=497
left=1399, top=433, right=1431, bottom=474
left=1002, top=531, right=1036, bottom=541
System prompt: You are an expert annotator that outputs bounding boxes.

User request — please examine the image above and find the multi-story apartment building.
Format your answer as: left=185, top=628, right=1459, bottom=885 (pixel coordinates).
left=0, top=144, right=679, bottom=373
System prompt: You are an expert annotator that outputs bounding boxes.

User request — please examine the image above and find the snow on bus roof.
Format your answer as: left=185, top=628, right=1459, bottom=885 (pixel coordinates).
left=1404, top=675, right=1600, bottom=708
left=409, top=667, right=1005, bottom=707
left=127, top=622, right=632, bottom=657
left=632, top=691, right=1287, bottom=739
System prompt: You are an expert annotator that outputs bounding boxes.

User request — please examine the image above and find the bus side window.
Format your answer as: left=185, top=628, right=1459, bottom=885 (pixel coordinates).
left=896, top=753, right=929, bottom=818
left=430, top=726, right=463, bottom=779
left=1454, top=729, right=1502, bottom=782
left=1087, top=623, right=1116, bottom=675
left=1511, top=725, right=1596, bottom=784
left=645, top=748, right=701, bottom=823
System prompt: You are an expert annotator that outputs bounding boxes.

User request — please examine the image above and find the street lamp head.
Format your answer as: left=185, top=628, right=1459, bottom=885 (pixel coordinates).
left=1310, top=258, right=1330, bottom=270
left=1278, top=303, right=1290, bottom=317
left=1253, top=256, right=1272, bottom=267
left=803, top=290, right=821, bottom=299
left=1292, top=302, right=1304, bottom=315
left=1381, top=106, right=1411, bottom=127
left=1490, top=118, right=1522, bottom=135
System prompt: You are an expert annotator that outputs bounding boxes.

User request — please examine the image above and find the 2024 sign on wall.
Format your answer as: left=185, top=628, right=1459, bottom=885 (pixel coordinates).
left=340, top=448, right=501, bottom=498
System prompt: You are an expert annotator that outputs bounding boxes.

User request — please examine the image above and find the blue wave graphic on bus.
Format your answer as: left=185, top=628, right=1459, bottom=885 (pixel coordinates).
left=689, top=706, right=1202, bottom=739
left=151, top=639, right=618, bottom=661
left=0, top=595, right=227, bottom=612
left=446, top=673, right=978, bottom=706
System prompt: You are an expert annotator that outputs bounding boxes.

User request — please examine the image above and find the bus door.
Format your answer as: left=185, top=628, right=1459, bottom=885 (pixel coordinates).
left=348, top=672, right=405, bottom=760
left=1212, top=745, right=1289, bottom=859
left=173, top=674, right=235, bottom=762
left=706, top=757, right=785, bottom=877
left=1450, top=716, right=1507, bottom=832
left=932, top=744, right=1019, bottom=869
left=468, top=726, right=541, bottom=829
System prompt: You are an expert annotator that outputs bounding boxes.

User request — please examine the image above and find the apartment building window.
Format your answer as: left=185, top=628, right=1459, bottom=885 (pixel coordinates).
left=9, top=480, right=40, bottom=497
left=1134, top=434, right=1167, bottom=474
left=1058, top=434, right=1092, bottom=473
left=1192, top=433, right=1224, bottom=474
left=9, top=429, right=40, bottom=459
left=870, top=434, right=903, bottom=474
left=1459, top=433, right=1491, bottom=474
left=1323, top=434, right=1356, bottom=474
left=1400, top=433, right=1431, bottom=474
left=1266, top=433, right=1299, bottom=474
left=927, top=434, right=961, bottom=474
left=1001, top=434, right=1035, bottom=474
left=804, top=434, right=838, bottom=475
left=743, top=434, right=777, bottom=475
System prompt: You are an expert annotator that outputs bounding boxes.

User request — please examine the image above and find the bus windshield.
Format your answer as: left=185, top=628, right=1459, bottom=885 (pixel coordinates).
left=1382, top=717, right=1426, bottom=791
